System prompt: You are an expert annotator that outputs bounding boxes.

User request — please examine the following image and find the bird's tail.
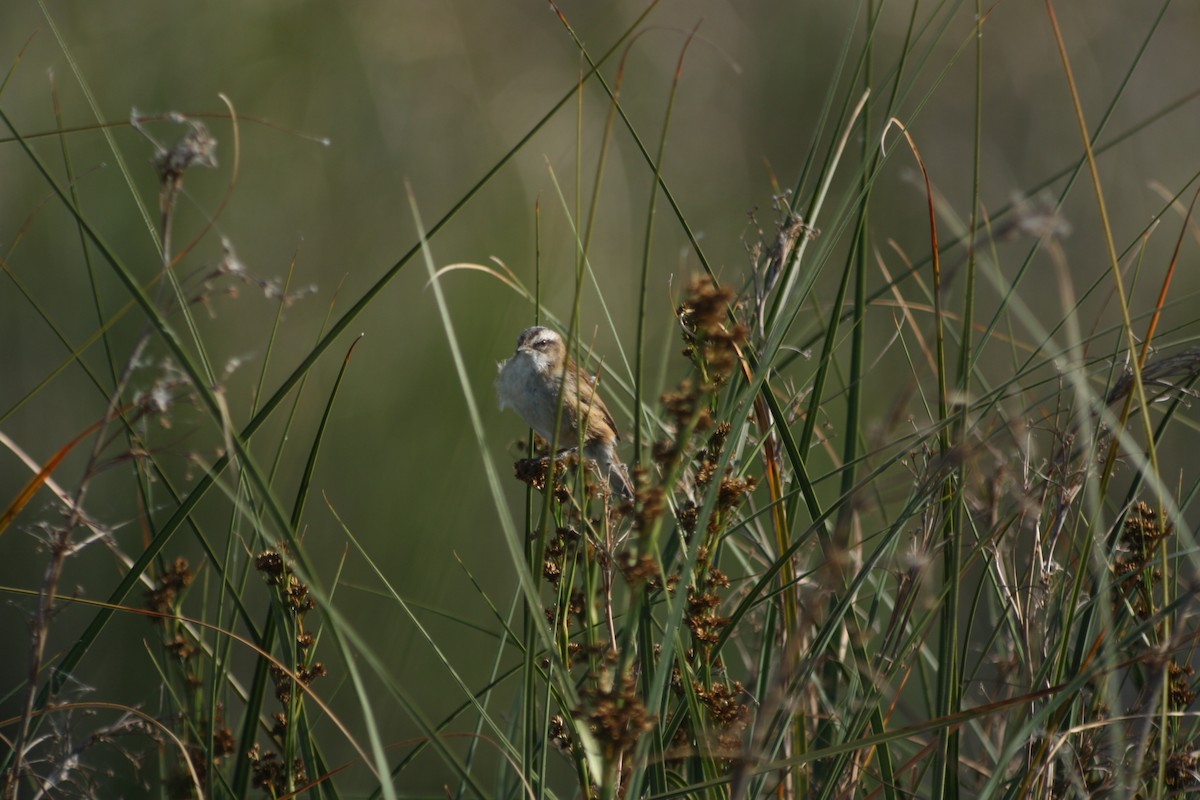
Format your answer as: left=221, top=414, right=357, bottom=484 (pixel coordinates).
left=589, top=444, right=634, bottom=501
left=607, top=458, right=634, bottom=500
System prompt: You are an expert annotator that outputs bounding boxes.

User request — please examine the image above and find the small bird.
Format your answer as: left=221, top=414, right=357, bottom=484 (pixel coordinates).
left=495, top=326, right=633, bottom=500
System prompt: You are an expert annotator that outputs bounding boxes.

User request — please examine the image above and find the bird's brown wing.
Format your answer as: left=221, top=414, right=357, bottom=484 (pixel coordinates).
left=571, top=365, right=621, bottom=443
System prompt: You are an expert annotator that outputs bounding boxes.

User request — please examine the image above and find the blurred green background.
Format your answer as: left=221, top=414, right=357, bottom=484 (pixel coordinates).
left=2, top=0, right=1198, bottom=792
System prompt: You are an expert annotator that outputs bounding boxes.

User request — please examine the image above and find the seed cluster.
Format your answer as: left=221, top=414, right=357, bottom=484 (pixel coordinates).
left=1112, top=501, right=1173, bottom=619
left=247, top=548, right=327, bottom=795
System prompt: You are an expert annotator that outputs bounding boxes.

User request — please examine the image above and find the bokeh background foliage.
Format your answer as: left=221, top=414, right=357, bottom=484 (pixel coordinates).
left=1, top=0, right=1200, bottom=797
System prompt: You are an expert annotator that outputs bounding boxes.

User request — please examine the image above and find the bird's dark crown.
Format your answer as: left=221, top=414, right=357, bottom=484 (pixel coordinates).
left=516, top=326, right=562, bottom=354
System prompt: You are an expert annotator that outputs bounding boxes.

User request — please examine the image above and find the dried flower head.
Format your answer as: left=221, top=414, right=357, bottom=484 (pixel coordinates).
left=151, top=118, right=218, bottom=186
left=145, top=557, right=194, bottom=616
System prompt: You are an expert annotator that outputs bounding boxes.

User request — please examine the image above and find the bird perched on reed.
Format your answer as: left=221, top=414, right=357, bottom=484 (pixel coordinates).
left=495, top=326, right=633, bottom=500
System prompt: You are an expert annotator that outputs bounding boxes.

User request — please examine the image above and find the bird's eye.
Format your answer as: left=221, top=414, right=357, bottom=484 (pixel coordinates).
left=534, top=339, right=550, bottom=350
